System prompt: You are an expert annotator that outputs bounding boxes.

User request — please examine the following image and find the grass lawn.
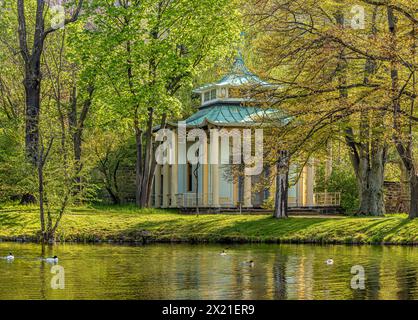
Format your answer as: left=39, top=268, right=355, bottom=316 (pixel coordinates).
left=0, top=204, right=417, bottom=244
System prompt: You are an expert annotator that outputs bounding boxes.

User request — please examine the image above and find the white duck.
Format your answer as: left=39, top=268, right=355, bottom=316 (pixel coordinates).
left=6, top=253, right=14, bottom=261
left=45, top=256, right=58, bottom=263
left=220, top=250, right=227, bottom=256
left=326, top=258, right=334, bottom=265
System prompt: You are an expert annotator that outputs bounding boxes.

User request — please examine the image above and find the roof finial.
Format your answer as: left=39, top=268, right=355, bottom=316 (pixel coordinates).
left=231, top=31, right=251, bottom=75
left=232, top=50, right=251, bottom=76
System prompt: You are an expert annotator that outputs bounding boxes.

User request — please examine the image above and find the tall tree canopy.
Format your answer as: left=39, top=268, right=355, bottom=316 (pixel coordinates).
left=79, top=0, right=240, bottom=207
left=247, top=0, right=418, bottom=218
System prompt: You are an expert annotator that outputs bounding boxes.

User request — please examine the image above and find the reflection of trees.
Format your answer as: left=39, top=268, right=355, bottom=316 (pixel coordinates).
left=366, top=264, right=381, bottom=300
left=232, top=255, right=246, bottom=300
left=178, top=251, right=200, bottom=298
left=396, top=265, right=417, bottom=300
left=3, top=243, right=418, bottom=300
left=39, top=244, right=47, bottom=300
left=231, top=249, right=255, bottom=300
left=273, top=252, right=288, bottom=300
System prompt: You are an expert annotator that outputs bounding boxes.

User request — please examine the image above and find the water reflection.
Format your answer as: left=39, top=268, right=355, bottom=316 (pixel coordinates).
left=273, top=252, right=287, bottom=300
left=0, top=243, right=417, bottom=300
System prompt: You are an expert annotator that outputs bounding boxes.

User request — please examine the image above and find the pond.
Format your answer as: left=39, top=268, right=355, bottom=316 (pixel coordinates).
left=0, top=242, right=417, bottom=300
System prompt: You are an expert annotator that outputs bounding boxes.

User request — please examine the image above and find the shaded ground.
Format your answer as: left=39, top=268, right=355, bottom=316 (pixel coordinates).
left=0, top=205, right=416, bottom=244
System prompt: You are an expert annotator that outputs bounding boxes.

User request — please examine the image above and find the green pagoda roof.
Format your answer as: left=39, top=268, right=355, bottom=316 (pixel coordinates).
left=193, top=53, right=273, bottom=93
left=159, top=54, right=287, bottom=130
left=182, top=104, right=286, bottom=127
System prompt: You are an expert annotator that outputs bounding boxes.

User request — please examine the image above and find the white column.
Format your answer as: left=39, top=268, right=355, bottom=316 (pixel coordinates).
left=170, top=167, right=178, bottom=207
left=202, top=141, right=209, bottom=206
left=154, top=165, right=161, bottom=208
left=305, top=159, right=314, bottom=207
left=162, top=164, right=170, bottom=208
left=297, top=170, right=304, bottom=207
left=212, top=164, right=220, bottom=207
left=243, top=174, right=252, bottom=208
left=170, top=133, right=178, bottom=208
left=210, top=130, right=220, bottom=208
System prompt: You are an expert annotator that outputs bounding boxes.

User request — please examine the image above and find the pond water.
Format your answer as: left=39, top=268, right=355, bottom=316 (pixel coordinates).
left=0, top=242, right=417, bottom=300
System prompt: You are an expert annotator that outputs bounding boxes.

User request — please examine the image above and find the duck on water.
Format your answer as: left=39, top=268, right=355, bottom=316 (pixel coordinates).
left=44, top=256, right=58, bottom=263
left=4, top=253, right=14, bottom=261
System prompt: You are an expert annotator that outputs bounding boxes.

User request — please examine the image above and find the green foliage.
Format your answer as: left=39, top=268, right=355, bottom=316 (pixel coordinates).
left=73, top=0, right=241, bottom=125
left=87, top=129, right=137, bottom=204
left=315, top=160, right=359, bottom=213
left=0, top=0, right=240, bottom=210
left=0, top=127, right=36, bottom=202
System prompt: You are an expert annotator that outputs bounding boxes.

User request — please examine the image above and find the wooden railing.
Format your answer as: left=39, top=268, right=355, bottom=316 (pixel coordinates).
left=314, top=192, right=341, bottom=207
left=152, top=192, right=342, bottom=208
left=176, top=193, right=235, bottom=208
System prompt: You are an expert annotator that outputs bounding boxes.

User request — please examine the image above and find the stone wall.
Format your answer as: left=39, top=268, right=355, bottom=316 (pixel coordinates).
left=384, top=181, right=409, bottom=214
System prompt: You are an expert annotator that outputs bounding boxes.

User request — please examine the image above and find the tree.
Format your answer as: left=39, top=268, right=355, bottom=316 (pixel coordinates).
left=385, top=4, right=418, bottom=218
left=35, top=27, right=85, bottom=241
left=85, top=0, right=240, bottom=207
left=16, top=0, right=83, bottom=164
left=247, top=0, right=403, bottom=216
left=274, top=151, right=290, bottom=219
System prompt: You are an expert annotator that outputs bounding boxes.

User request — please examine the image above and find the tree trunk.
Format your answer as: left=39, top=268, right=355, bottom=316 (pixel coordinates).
left=387, top=7, right=417, bottom=219
left=38, top=156, right=45, bottom=239
left=399, top=161, right=410, bottom=213
left=106, top=187, right=121, bottom=205
left=338, top=8, right=386, bottom=216
left=356, top=173, right=385, bottom=215
left=353, top=144, right=386, bottom=216
left=73, top=130, right=82, bottom=183
left=135, top=122, right=143, bottom=207
left=274, top=151, right=289, bottom=219
left=69, top=85, right=81, bottom=186
left=145, top=113, right=167, bottom=206
left=409, top=175, right=418, bottom=219
left=17, top=0, right=44, bottom=164
left=37, top=138, right=54, bottom=242
left=24, top=76, right=41, bottom=164
left=70, top=84, right=94, bottom=197
left=17, top=0, right=83, bottom=163
left=140, top=108, right=154, bottom=207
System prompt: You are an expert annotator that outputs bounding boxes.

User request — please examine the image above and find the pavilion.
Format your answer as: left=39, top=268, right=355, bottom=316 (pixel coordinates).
left=152, top=55, right=333, bottom=210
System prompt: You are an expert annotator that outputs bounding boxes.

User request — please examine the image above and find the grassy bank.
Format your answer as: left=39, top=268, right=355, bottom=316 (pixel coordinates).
left=0, top=205, right=417, bottom=245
